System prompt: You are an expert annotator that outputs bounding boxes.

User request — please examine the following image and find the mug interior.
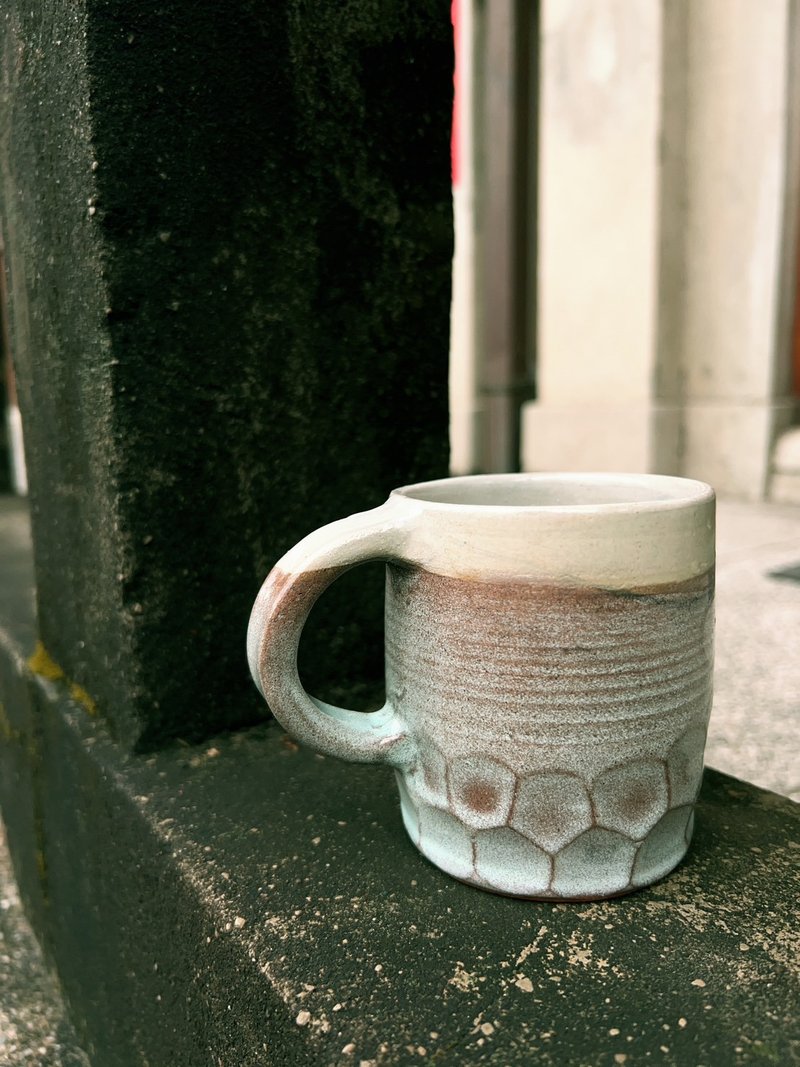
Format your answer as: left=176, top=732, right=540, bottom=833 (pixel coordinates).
left=394, top=473, right=713, bottom=510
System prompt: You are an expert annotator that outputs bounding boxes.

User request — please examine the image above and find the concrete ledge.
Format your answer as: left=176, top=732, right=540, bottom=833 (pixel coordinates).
left=682, top=401, right=796, bottom=500
left=1, top=499, right=799, bottom=1065
left=770, top=426, right=800, bottom=504
left=0, top=819, right=90, bottom=1066
left=770, top=472, right=800, bottom=506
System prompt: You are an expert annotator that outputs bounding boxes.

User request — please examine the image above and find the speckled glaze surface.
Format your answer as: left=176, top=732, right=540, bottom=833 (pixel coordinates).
left=248, top=474, right=715, bottom=899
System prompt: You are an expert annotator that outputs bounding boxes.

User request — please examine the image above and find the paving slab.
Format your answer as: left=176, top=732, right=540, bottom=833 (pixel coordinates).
left=710, top=500, right=800, bottom=801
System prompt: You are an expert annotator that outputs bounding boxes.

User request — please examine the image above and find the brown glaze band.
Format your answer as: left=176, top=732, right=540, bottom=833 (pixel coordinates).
left=384, top=566, right=713, bottom=734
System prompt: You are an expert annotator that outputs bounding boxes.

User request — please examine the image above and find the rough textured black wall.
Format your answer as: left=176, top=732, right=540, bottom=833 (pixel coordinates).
left=0, top=2, right=126, bottom=721
left=0, top=0, right=453, bottom=748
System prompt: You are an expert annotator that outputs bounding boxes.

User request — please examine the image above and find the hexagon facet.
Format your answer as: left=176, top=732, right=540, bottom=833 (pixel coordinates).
left=396, top=772, right=420, bottom=846
left=592, top=758, right=669, bottom=839
left=448, top=755, right=516, bottom=829
left=510, top=771, right=593, bottom=852
left=667, top=724, right=707, bottom=806
left=416, top=739, right=448, bottom=804
left=473, top=827, right=551, bottom=897
left=551, top=828, right=637, bottom=898
left=631, top=805, right=693, bottom=887
left=684, top=808, right=695, bottom=846
left=416, top=803, right=475, bottom=880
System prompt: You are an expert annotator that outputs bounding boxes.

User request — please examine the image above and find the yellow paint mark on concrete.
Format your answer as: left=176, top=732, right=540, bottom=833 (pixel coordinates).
left=0, top=701, right=18, bottom=742
left=68, top=681, right=97, bottom=717
left=27, top=641, right=65, bottom=681
left=27, top=641, right=97, bottom=716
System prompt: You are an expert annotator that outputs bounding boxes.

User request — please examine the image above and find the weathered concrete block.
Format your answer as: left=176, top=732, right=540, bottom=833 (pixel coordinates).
left=0, top=0, right=453, bottom=749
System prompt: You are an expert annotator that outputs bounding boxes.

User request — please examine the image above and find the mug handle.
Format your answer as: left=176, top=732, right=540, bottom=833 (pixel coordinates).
left=247, top=500, right=416, bottom=768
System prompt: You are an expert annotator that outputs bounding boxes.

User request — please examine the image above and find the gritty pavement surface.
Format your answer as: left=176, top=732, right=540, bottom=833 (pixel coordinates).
left=0, top=822, right=90, bottom=1067
left=709, top=499, right=800, bottom=802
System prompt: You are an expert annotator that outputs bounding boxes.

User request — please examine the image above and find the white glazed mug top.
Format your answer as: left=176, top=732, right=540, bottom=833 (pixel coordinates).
left=394, top=471, right=711, bottom=507
left=392, top=472, right=715, bottom=589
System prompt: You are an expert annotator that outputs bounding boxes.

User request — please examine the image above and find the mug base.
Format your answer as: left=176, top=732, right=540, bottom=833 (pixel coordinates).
left=401, top=794, right=695, bottom=901
left=450, top=871, right=649, bottom=903
left=419, top=842, right=690, bottom=901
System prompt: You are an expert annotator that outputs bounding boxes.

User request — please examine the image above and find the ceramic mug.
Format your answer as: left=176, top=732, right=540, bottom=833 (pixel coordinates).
left=247, top=473, right=715, bottom=899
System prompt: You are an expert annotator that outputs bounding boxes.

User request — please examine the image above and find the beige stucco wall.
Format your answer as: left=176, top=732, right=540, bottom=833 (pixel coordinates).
left=534, top=0, right=661, bottom=408
left=520, top=0, right=800, bottom=498
left=678, top=0, right=799, bottom=496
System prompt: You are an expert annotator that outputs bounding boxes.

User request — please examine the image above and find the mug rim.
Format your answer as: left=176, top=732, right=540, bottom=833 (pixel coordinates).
left=391, top=472, right=715, bottom=512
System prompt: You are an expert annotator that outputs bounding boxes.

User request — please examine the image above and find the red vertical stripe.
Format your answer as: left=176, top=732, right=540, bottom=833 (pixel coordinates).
left=451, top=0, right=460, bottom=186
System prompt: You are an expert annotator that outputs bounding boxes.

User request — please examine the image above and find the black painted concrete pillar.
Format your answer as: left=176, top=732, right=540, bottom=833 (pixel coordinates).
left=0, top=1, right=453, bottom=749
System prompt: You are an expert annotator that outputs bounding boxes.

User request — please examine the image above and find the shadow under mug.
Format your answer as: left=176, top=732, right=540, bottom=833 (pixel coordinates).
left=247, top=473, right=715, bottom=900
